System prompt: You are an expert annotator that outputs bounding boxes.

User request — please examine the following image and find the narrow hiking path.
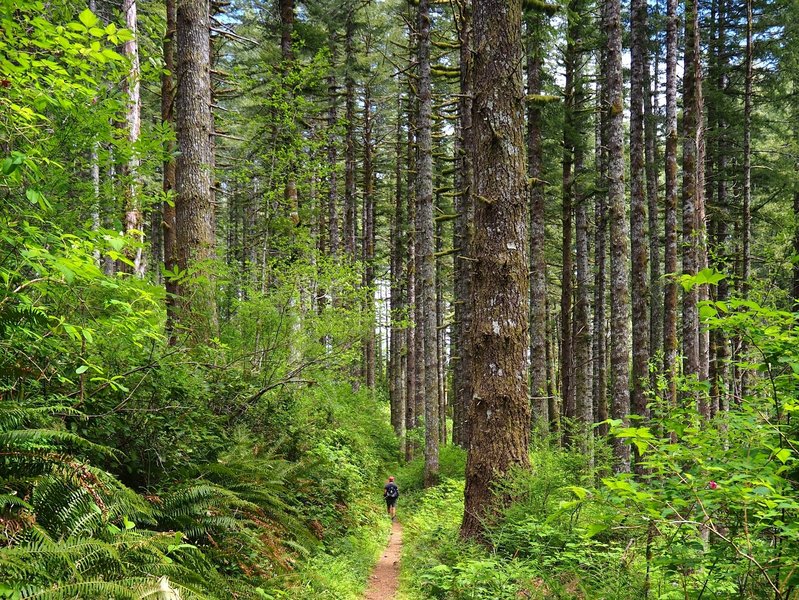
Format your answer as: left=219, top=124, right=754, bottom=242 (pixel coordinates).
left=363, top=520, right=403, bottom=600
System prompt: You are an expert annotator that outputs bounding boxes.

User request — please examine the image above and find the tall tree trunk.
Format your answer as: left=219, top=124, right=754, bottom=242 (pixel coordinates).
left=742, top=0, right=753, bottom=297
left=645, top=26, right=662, bottom=378
left=327, top=42, right=340, bottom=259
left=344, top=6, right=357, bottom=260
left=390, top=92, right=407, bottom=443
left=526, top=11, right=549, bottom=435
left=663, top=0, right=679, bottom=415
left=630, top=0, right=650, bottom=430
left=461, top=0, right=530, bottom=540
left=175, top=0, right=217, bottom=342
left=405, top=93, right=418, bottom=462
left=605, top=0, right=631, bottom=471
left=682, top=0, right=702, bottom=406
left=363, top=87, right=376, bottom=389
left=565, top=0, right=591, bottom=451
left=560, top=24, right=575, bottom=439
left=452, top=0, right=474, bottom=449
left=417, top=0, right=438, bottom=485
left=280, top=0, right=299, bottom=227
left=122, top=0, right=144, bottom=276
left=593, top=72, right=609, bottom=438
left=162, top=0, right=177, bottom=338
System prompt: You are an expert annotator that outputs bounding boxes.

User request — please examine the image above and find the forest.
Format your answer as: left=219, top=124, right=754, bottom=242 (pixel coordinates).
left=1, top=0, right=798, bottom=597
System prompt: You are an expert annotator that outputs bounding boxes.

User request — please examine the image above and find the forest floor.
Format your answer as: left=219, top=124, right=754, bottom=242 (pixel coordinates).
left=363, top=520, right=403, bottom=600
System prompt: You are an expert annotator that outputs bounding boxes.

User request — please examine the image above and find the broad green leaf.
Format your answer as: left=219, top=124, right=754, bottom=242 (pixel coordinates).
left=78, top=9, right=98, bottom=27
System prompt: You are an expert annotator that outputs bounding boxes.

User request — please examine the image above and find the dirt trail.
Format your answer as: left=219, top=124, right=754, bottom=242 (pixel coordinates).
left=363, top=520, right=403, bottom=600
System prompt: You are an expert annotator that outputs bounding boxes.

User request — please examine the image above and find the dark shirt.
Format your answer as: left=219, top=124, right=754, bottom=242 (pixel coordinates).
left=384, top=482, right=399, bottom=499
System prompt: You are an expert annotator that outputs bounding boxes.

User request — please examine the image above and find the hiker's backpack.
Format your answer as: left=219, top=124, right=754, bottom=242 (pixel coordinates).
left=386, top=483, right=399, bottom=499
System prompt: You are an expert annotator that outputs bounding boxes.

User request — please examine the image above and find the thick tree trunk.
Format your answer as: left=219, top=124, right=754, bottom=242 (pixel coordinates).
left=416, top=0, right=438, bottom=486
left=461, top=0, right=530, bottom=540
left=605, top=0, right=631, bottom=471
left=526, top=12, right=549, bottom=434
left=452, top=0, right=474, bottom=449
left=175, top=0, right=217, bottom=342
left=630, top=0, right=650, bottom=429
left=663, top=0, right=679, bottom=414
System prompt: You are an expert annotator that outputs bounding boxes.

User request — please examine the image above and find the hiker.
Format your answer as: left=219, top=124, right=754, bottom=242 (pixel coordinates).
left=383, top=476, right=399, bottom=520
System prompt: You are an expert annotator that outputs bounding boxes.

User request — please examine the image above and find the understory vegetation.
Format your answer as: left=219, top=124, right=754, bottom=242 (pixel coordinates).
left=399, top=304, right=799, bottom=599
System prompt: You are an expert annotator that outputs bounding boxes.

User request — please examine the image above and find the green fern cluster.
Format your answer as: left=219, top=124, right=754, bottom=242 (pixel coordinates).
left=0, top=403, right=276, bottom=599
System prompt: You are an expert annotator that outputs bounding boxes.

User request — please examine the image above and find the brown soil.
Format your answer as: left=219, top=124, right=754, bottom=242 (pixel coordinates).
left=363, top=520, right=403, bottom=600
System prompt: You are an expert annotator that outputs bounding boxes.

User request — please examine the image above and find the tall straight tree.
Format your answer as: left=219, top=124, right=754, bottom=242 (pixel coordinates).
left=604, top=0, right=631, bottom=471
left=363, top=84, right=376, bottom=389
left=681, top=0, right=702, bottom=401
left=526, top=9, right=549, bottom=433
left=563, top=0, right=591, bottom=447
left=593, top=64, right=609, bottom=437
left=162, top=0, right=177, bottom=336
left=645, top=23, right=661, bottom=373
left=280, top=0, right=299, bottom=227
left=452, top=0, right=474, bottom=449
left=390, top=92, right=406, bottom=441
left=560, top=1, right=576, bottom=439
left=629, top=0, right=650, bottom=426
left=416, top=0, right=439, bottom=487
left=461, top=0, right=530, bottom=539
left=174, top=0, right=217, bottom=342
left=663, top=0, right=679, bottom=413
left=343, top=4, right=357, bottom=260
left=405, top=87, right=419, bottom=461
left=122, top=0, right=144, bottom=276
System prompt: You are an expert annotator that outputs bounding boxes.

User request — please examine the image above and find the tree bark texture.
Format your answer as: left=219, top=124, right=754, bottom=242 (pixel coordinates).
left=344, top=7, right=357, bottom=260
left=162, top=0, right=177, bottom=338
left=593, top=71, right=609, bottom=438
left=461, top=0, right=530, bottom=540
left=122, top=0, right=144, bottom=277
left=416, top=0, right=439, bottom=487
left=390, top=93, right=406, bottom=441
left=452, top=0, right=474, bottom=449
left=681, top=0, right=702, bottom=398
left=663, top=0, right=679, bottom=413
left=363, top=88, right=376, bottom=390
left=175, top=0, right=217, bottom=342
left=526, top=11, right=549, bottom=435
left=630, top=0, right=650, bottom=424
left=605, top=0, right=631, bottom=471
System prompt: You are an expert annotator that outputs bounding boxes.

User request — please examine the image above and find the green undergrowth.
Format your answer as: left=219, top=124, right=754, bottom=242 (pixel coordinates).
left=398, top=409, right=799, bottom=600
left=281, top=496, right=391, bottom=599
left=397, top=446, right=624, bottom=600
